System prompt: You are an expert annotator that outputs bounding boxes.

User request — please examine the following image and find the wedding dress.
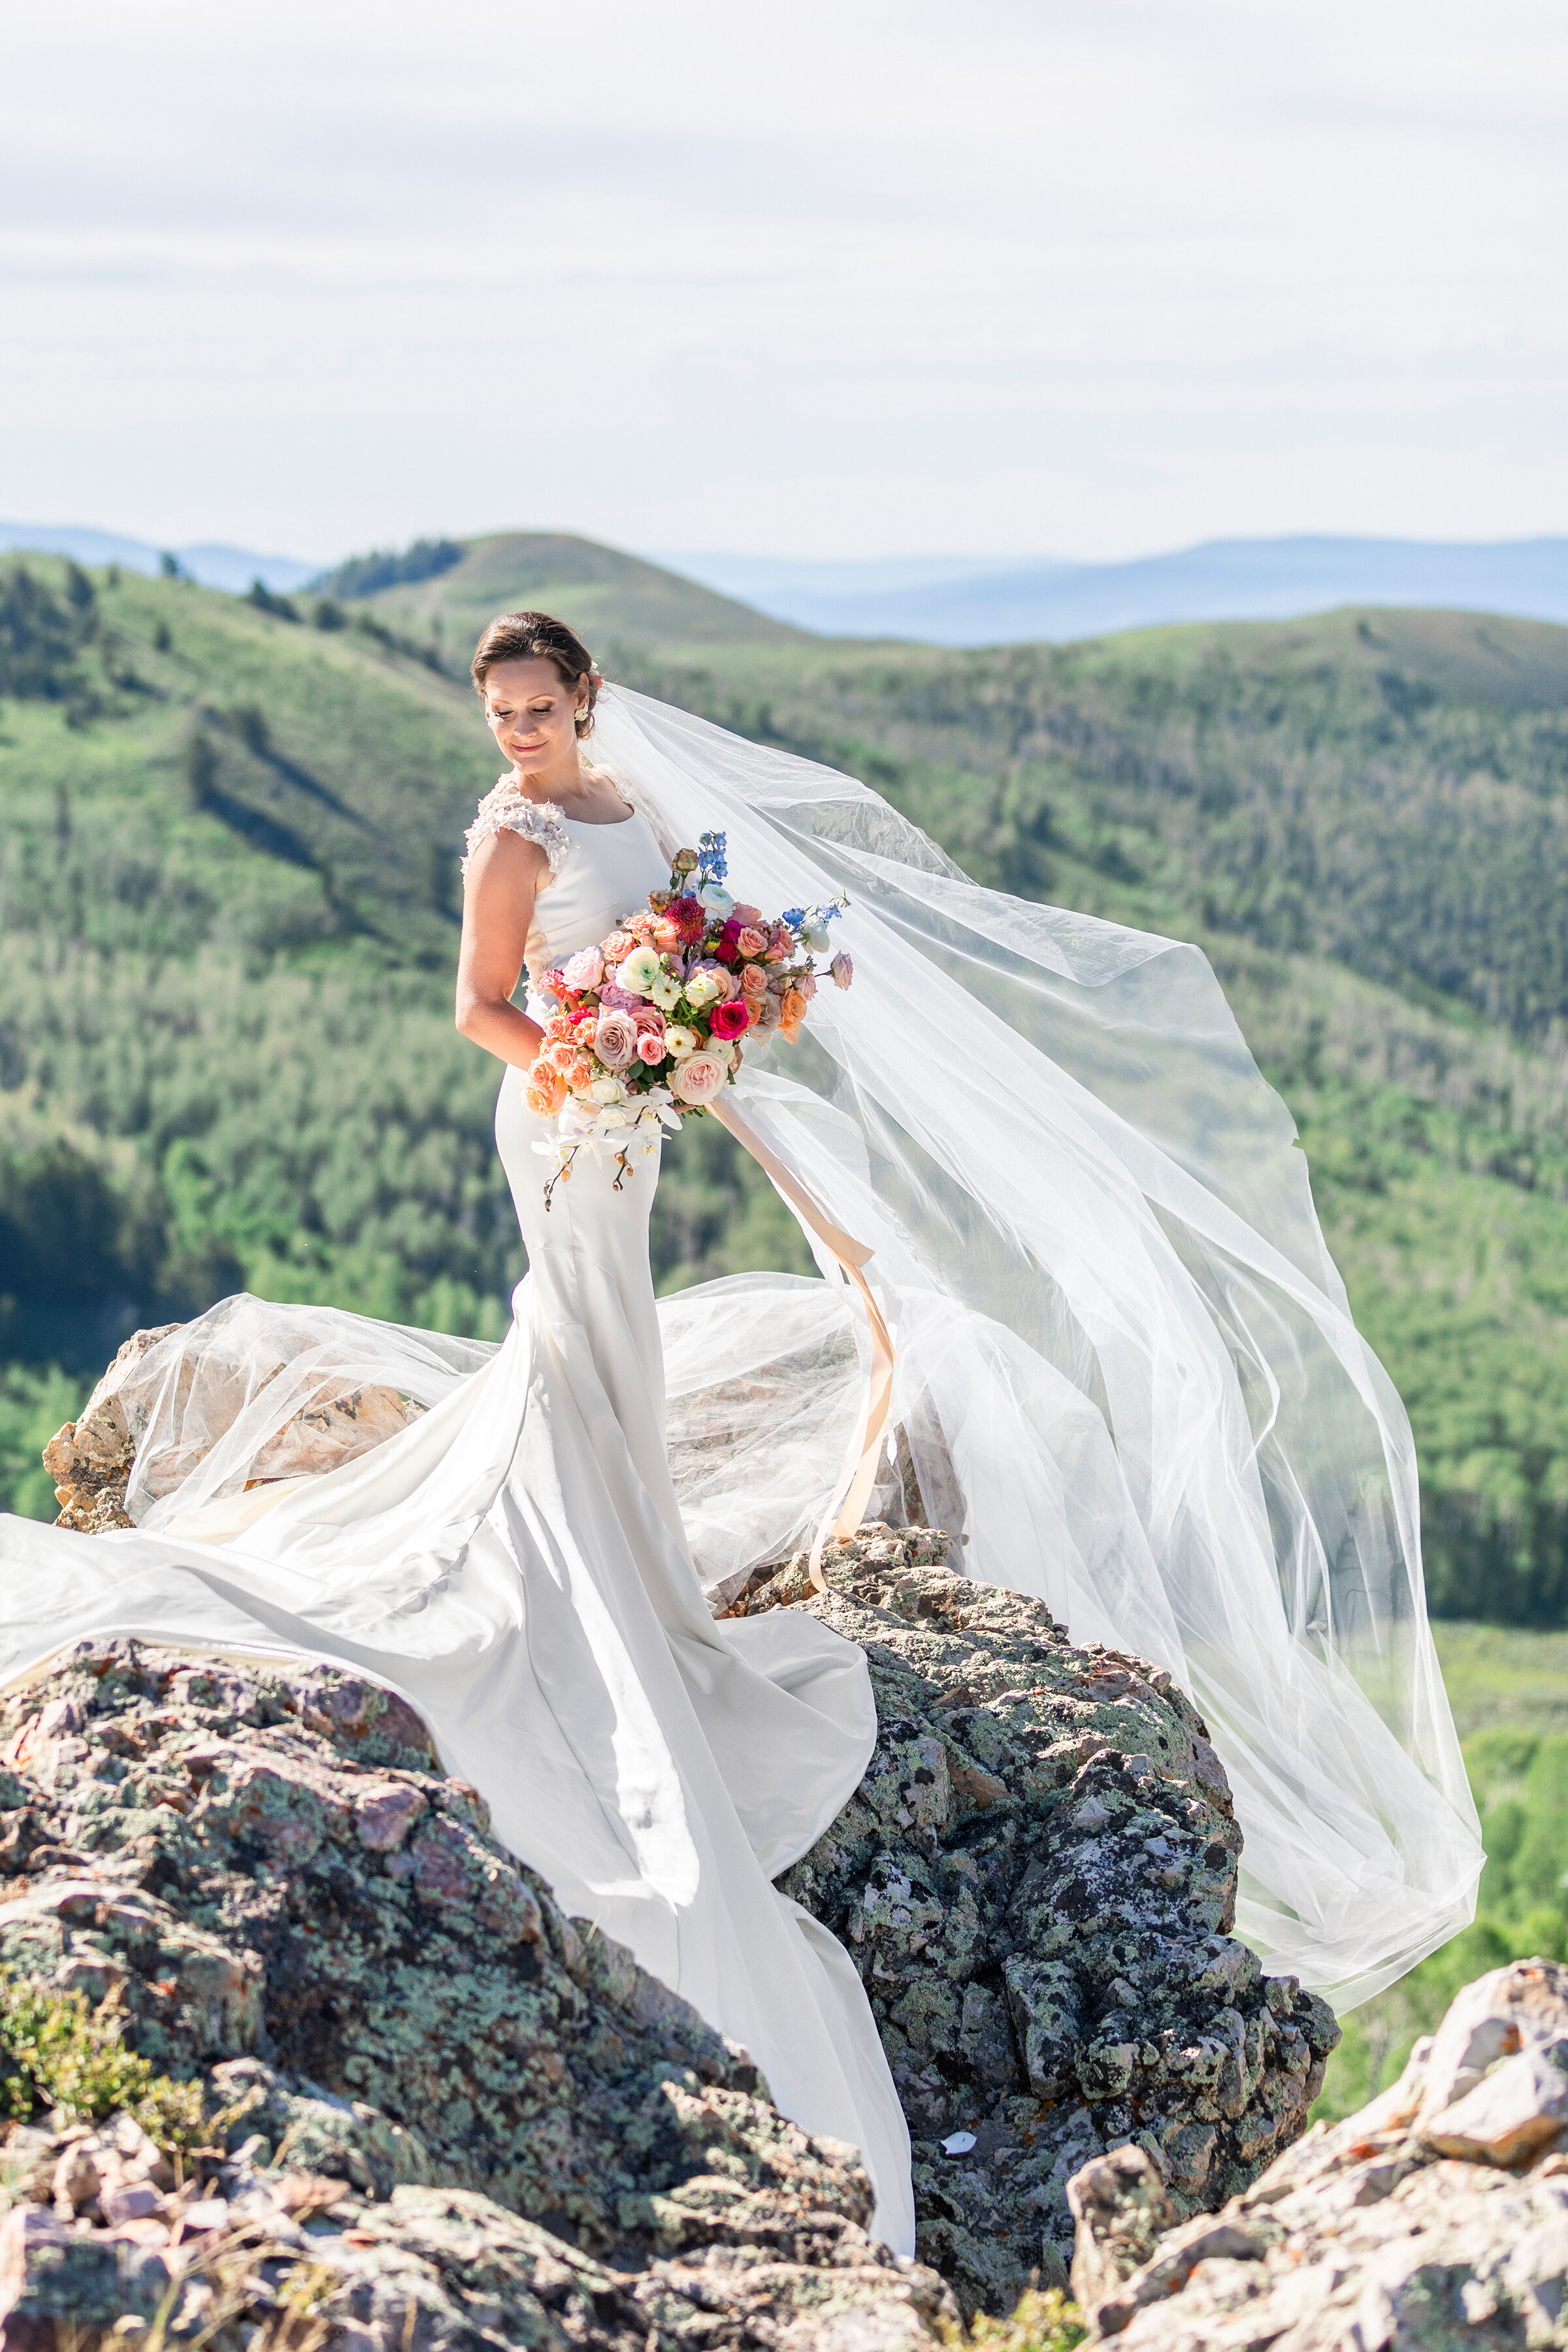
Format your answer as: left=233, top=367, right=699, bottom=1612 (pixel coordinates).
left=0, top=684, right=1483, bottom=2190
left=0, top=788, right=917, bottom=2247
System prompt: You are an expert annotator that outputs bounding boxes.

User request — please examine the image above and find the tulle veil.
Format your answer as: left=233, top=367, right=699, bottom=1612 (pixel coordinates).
left=71, top=681, right=1481, bottom=2010
left=591, top=685, right=1480, bottom=2009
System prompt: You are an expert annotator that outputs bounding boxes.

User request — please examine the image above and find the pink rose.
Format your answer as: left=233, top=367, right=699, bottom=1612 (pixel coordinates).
left=798, top=972, right=817, bottom=1000
left=561, top=945, right=604, bottom=991
left=736, top=925, right=767, bottom=958
left=636, top=1030, right=666, bottom=1064
left=602, top=930, right=634, bottom=960
left=740, top=963, right=768, bottom=998
left=599, top=983, right=640, bottom=1012
left=766, top=928, right=794, bottom=962
left=632, top=1003, right=665, bottom=1034
left=708, top=998, right=751, bottom=1041
left=593, top=1010, right=638, bottom=1070
left=831, top=951, right=854, bottom=990
left=731, top=902, right=762, bottom=924
left=671, top=1051, right=727, bottom=1105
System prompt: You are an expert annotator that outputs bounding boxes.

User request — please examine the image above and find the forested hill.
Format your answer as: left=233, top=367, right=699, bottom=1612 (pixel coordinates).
left=1, top=548, right=1566, bottom=1622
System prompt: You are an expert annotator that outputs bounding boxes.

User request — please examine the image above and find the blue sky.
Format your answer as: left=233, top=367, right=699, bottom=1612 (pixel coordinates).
left=2, top=0, right=1563, bottom=562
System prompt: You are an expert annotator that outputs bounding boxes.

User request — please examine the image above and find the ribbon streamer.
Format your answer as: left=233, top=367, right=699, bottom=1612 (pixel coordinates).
left=711, top=1096, right=896, bottom=1591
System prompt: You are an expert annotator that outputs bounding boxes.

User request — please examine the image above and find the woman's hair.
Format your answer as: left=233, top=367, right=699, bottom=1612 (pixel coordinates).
left=470, top=611, right=599, bottom=738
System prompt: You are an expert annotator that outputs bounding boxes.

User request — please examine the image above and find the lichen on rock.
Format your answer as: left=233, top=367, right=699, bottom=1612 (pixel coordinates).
left=757, top=1527, right=1339, bottom=2315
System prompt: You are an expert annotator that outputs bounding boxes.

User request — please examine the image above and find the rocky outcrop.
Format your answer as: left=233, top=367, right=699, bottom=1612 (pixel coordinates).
left=0, top=1641, right=954, bottom=2350
left=1067, top=1958, right=1568, bottom=2350
left=756, top=1529, right=1338, bottom=2314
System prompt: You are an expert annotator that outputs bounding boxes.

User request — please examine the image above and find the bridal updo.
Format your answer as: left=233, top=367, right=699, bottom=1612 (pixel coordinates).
left=470, top=612, right=600, bottom=738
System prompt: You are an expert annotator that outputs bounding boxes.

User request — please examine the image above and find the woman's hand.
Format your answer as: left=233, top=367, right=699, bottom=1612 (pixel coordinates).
left=455, top=829, right=549, bottom=1069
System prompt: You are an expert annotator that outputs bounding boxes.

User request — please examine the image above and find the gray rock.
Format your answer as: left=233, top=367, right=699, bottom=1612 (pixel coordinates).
left=1069, top=1958, right=1568, bottom=2349
left=764, top=1527, right=1339, bottom=2313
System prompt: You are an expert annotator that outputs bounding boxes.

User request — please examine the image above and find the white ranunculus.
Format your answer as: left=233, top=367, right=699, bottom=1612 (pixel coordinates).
left=617, top=946, right=664, bottom=997
left=663, top=1024, right=700, bottom=1058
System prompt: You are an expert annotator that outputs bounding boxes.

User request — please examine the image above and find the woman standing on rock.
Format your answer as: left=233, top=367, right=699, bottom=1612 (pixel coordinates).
left=0, top=612, right=1482, bottom=2230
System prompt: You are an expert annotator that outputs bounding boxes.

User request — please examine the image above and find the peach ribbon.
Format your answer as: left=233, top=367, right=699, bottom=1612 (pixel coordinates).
left=711, top=1096, right=895, bottom=1592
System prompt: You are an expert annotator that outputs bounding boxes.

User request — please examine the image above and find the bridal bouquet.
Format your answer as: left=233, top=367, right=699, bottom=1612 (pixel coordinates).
left=526, top=830, right=852, bottom=1201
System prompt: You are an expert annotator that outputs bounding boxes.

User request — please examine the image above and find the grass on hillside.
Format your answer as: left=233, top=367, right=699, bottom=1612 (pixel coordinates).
left=360, top=530, right=806, bottom=654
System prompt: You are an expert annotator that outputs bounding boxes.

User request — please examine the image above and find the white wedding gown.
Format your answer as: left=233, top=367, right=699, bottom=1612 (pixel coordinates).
left=0, top=800, right=916, bottom=2251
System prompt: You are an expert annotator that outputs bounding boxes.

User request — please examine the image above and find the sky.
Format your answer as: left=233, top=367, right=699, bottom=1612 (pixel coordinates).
left=2, top=0, right=1564, bottom=564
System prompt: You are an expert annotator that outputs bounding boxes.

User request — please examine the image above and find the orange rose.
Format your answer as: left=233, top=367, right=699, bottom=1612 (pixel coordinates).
left=740, top=962, right=768, bottom=998
left=526, top=1064, right=568, bottom=1117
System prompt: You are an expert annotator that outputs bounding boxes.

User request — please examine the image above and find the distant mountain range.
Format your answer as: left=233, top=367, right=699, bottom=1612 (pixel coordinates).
left=8, top=521, right=1568, bottom=647
left=659, top=536, right=1568, bottom=646
left=0, top=522, right=316, bottom=595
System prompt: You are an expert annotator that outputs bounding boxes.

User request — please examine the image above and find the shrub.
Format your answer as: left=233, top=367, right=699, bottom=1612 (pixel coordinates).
left=0, top=1979, right=205, bottom=2152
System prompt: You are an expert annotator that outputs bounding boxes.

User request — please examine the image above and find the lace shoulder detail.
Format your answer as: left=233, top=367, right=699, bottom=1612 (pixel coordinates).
left=461, top=782, right=573, bottom=882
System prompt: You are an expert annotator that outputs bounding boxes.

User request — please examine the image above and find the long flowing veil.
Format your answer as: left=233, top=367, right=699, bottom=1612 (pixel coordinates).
left=588, top=683, right=1480, bottom=2010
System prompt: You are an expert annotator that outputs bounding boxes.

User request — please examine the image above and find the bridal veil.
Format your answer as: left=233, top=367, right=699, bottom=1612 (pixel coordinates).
left=589, top=685, right=1482, bottom=2010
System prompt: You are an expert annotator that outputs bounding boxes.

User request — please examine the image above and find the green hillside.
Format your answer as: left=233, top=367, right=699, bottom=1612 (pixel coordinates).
left=2, top=549, right=1567, bottom=1625
left=340, top=530, right=806, bottom=655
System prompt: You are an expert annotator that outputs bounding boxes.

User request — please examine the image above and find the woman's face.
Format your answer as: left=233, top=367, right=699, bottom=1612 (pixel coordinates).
left=483, top=657, right=587, bottom=777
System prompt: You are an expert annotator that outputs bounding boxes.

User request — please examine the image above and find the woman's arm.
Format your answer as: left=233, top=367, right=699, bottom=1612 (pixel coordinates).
left=455, top=829, right=549, bottom=1068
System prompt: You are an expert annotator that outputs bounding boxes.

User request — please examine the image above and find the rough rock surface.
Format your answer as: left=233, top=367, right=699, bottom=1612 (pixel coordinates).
left=1068, top=1958, right=1568, bottom=2349
left=0, top=1641, right=954, bottom=2349
left=760, top=1528, right=1339, bottom=2314
left=42, top=1324, right=179, bottom=1532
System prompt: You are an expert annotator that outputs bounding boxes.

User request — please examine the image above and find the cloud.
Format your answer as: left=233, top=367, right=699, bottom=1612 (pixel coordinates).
left=1, top=0, right=1563, bottom=558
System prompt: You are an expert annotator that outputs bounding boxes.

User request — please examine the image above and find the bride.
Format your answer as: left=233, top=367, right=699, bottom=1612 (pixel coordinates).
left=0, top=608, right=1483, bottom=2253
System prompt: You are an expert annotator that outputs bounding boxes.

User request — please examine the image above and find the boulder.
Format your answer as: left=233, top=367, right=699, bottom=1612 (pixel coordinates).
left=1068, top=1958, right=1568, bottom=2349
left=0, top=1641, right=955, bottom=2351
left=757, top=1527, right=1338, bottom=2313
